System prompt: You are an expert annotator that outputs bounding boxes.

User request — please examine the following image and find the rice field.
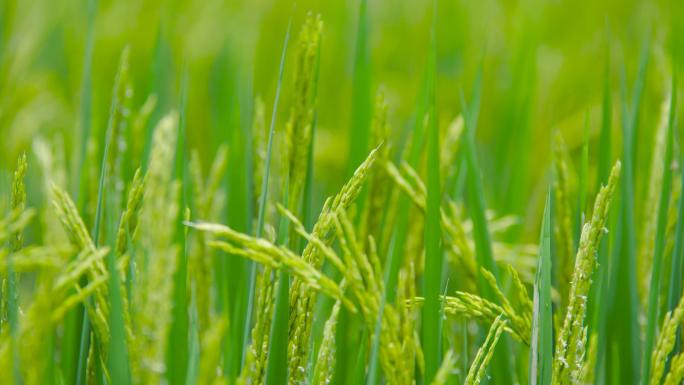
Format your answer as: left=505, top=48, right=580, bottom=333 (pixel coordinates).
left=1, top=0, right=684, bottom=384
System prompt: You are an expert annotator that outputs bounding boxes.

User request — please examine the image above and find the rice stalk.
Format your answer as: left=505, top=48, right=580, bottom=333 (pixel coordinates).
left=385, top=161, right=535, bottom=287
left=115, top=168, right=145, bottom=257
left=430, top=349, right=456, bottom=385
left=662, top=353, right=684, bottom=385
left=33, top=137, right=69, bottom=244
left=409, top=286, right=529, bottom=344
left=1, top=154, right=27, bottom=331
left=188, top=145, right=228, bottom=336
left=464, top=314, right=507, bottom=385
left=198, top=316, right=229, bottom=385
left=243, top=17, right=292, bottom=380
left=287, top=145, right=378, bottom=382
left=275, top=193, right=415, bottom=384
left=642, top=73, right=676, bottom=382
left=51, top=184, right=111, bottom=347
left=553, top=134, right=575, bottom=312
left=284, top=13, right=322, bottom=218
left=637, top=95, right=671, bottom=307
left=0, top=245, right=73, bottom=274
left=440, top=115, right=464, bottom=186
left=648, top=290, right=684, bottom=385
left=552, top=161, right=621, bottom=385
left=311, top=301, right=341, bottom=385
left=360, top=91, right=391, bottom=246
left=134, top=112, right=180, bottom=384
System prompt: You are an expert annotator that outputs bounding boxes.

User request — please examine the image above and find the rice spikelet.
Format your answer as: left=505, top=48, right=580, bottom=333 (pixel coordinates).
left=552, top=161, right=621, bottom=385
left=430, top=350, right=456, bottom=385
left=135, top=112, right=180, bottom=384
left=287, top=145, right=378, bottom=381
left=198, top=316, right=229, bottom=385
left=311, top=301, right=341, bottom=385
left=285, top=13, right=322, bottom=217
left=638, top=95, right=671, bottom=307
left=464, top=314, right=507, bottom=385
left=553, top=134, right=575, bottom=312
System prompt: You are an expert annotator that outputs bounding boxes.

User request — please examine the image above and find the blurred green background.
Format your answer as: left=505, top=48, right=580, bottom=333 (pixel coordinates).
left=1, top=0, right=683, bottom=239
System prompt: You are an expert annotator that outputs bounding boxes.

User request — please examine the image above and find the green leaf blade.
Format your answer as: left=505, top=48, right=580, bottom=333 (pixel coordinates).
left=641, top=64, right=676, bottom=382
left=529, top=190, right=553, bottom=385
left=422, top=26, right=442, bottom=385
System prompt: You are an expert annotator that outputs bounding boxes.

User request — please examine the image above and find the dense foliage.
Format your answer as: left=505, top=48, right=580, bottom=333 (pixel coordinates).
left=1, top=1, right=684, bottom=385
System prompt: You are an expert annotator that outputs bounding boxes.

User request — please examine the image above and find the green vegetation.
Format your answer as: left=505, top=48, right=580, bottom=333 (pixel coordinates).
left=1, top=1, right=684, bottom=384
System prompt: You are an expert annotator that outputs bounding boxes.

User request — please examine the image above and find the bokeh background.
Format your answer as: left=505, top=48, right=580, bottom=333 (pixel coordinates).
left=1, top=0, right=683, bottom=240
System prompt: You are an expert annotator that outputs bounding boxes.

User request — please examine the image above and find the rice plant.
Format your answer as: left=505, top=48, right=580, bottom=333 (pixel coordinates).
left=1, top=1, right=684, bottom=385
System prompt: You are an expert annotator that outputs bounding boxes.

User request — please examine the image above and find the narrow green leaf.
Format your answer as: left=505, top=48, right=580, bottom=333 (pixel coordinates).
left=665, top=54, right=683, bottom=356
left=495, top=38, right=536, bottom=217
left=366, top=291, right=385, bottom=385
left=77, top=44, right=130, bottom=385
left=168, top=65, right=190, bottom=385
left=573, top=113, right=590, bottom=254
left=641, top=64, right=676, bottom=382
left=462, top=64, right=514, bottom=385
left=6, top=154, right=27, bottom=383
left=529, top=190, right=553, bottom=385
left=105, top=47, right=134, bottom=385
left=609, top=41, right=649, bottom=385
left=106, top=241, right=130, bottom=385
left=347, top=0, right=372, bottom=176
left=336, top=23, right=372, bottom=381
left=667, top=52, right=684, bottom=349
left=59, top=41, right=131, bottom=385
left=578, top=112, right=589, bottom=229
left=462, top=69, right=493, bottom=275
left=143, top=23, right=175, bottom=170
left=383, top=45, right=432, bottom=306
left=5, top=234, right=18, bottom=380
left=592, top=41, right=612, bottom=384
left=206, top=41, right=236, bottom=377
left=242, top=18, right=292, bottom=368
left=367, top=7, right=432, bottom=383
left=264, top=191, right=291, bottom=385
left=667, top=158, right=684, bottom=325
left=69, top=4, right=98, bottom=384
left=185, top=303, right=200, bottom=385
left=73, top=0, right=97, bottom=208
left=302, top=32, right=322, bottom=383
left=422, top=3, right=442, bottom=379
left=302, top=37, right=321, bottom=235
left=223, top=54, right=252, bottom=381
left=352, top=329, right=369, bottom=383
left=264, top=270, right=289, bottom=385
left=75, top=306, right=91, bottom=385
